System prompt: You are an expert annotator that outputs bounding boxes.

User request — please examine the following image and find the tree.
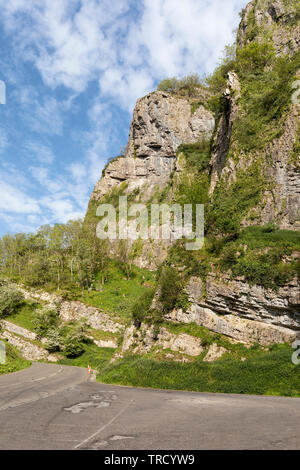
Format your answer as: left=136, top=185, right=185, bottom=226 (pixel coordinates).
left=158, top=266, right=182, bottom=312
left=33, top=306, right=60, bottom=337
left=131, top=289, right=155, bottom=327
left=0, top=285, right=24, bottom=318
left=157, top=77, right=180, bottom=93
left=117, top=240, right=136, bottom=280
left=157, top=74, right=202, bottom=97
left=45, top=327, right=62, bottom=353
left=64, top=220, right=83, bottom=283
left=63, top=329, right=85, bottom=358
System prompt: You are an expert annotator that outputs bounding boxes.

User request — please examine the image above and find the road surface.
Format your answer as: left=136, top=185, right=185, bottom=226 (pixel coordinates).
left=0, top=363, right=299, bottom=450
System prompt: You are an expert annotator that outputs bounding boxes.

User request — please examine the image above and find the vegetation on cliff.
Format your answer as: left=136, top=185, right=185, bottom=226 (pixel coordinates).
left=0, top=0, right=299, bottom=394
left=0, top=342, right=30, bottom=376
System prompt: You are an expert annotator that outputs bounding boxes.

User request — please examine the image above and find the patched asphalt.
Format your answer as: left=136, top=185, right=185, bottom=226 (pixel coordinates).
left=0, top=363, right=300, bottom=450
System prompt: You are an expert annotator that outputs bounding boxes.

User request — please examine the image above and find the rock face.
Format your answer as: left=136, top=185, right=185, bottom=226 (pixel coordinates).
left=165, top=275, right=299, bottom=346
left=59, top=301, right=123, bottom=333
left=203, top=344, right=227, bottom=362
left=91, top=91, right=215, bottom=202
left=119, top=323, right=204, bottom=358
left=1, top=320, right=37, bottom=341
left=17, top=286, right=124, bottom=334
left=258, top=108, right=300, bottom=229
left=0, top=331, right=57, bottom=362
left=83, top=0, right=300, bottom=349
left=209, top=71, right=241, bottom=194
left=238, top=0, right=300, bottom=56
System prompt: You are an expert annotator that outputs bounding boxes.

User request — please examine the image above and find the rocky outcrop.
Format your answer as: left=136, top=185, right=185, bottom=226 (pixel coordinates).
left=86, top=336, right=118, bottom=349
left=203, top=344, right=227, bottom=362
left=167, top=306, right=295, bottom=346
left=16, top=286, right=124, bottom=334
left=1, top=320, right=37, bottom=341
left=91, top=91, right=215, bottom=202
left=119, top=324, right=204, bottom=358
left=238, top=0, right=300, bottom=56
left=165, top=275, right=299, bottom=346
left=59, top=301, right=123, bottom=333
left=18, top=287, right=62, bottom=309
left=209, top=71, right=241, bottom=194
left=0, top=331, right=58, bottom=362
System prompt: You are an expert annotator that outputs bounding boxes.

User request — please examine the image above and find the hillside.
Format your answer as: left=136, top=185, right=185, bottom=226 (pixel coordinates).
left=0, top=0, right=299, bottom=395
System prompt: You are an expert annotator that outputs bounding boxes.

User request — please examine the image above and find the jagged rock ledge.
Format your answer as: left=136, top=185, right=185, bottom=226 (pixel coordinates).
left=164, top=274, right=300, bottom=346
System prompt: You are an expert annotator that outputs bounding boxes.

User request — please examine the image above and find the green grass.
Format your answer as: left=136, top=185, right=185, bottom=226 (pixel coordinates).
left=0, top=342, right=31, bottom=376
left=77, top=261, right=156, bottom=323
left=59, top=342, right=115, bottom=370
left=161, top=321, right=252, bottom=355
left=217, top=226, right=300, bottom=289
left=6, top=301, right=39, bottom=332
left=97, top=344, right=300, bottom=397
left=207, top=161, right=266, bottom=236
left=239, top=226, right=300, bottom=249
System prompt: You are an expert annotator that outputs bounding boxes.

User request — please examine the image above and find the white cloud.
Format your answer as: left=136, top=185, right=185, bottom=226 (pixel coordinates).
left=0, top=180, right=40, bottom=214
left=23, top=96, right=65, bottom=135
left=25, top=141, right=55, bottom=164
left=0, top=0, right=249, bottom=234
left=0, top=0, right=248, bottom=111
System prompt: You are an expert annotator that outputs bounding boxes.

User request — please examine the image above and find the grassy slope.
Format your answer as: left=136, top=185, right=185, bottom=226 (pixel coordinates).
left=0, top=342, right=31, bottom=376
left=2, top=245, right=299, bottom=396
left=97, top=344, right=300, bottom=397
left=59, top=343, right=115, bottom=370
left=77, top=261, right=156, bottom=323
left=7, top=301, right=39, bottom=331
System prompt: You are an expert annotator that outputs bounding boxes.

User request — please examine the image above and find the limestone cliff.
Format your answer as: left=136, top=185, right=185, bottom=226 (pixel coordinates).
left=86, top=0, right=300, bottom=346
left=238, top=0, right=300, bottom=56
left=91, top=91, right=215, bottom=202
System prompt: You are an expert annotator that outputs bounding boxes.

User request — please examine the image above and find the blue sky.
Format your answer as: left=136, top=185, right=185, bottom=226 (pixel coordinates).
left=0, top=0, right=248, bottom=236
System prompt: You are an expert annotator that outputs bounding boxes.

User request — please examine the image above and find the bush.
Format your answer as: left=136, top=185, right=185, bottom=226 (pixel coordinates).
left=63, top=331, right=85, bottom=358
left=45, top=327, right=62, bottom=353
left=32, top=306, right=60, bottom=337
left=0, top=286, right=24, bottom=318
left=207, top=162, right=265, bottom=236
left=205, top=43, right=236, bottom=94
left=131, top=289, right=155, bottom=327
left=157, top=74, right=202, bottom=97
left=233, top=46, right=300, bottom=152
left=158, top=266, right=182, bottom=313
left=157, top=77, right=180, bottom=93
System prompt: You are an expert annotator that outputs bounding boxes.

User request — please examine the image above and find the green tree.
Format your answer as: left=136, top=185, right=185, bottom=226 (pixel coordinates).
left=158, top=266, right=182, bottom=313
left=0, top=286, right=24, bottom=318
left=33, top=306, right=60, bottom=337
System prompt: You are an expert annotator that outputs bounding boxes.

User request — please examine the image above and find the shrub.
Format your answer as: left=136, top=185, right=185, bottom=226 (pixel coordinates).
left=32, top=306, right=60, bottom=337
left=157, top=77, right=180, bottom=93
left=157, top=74, right=202, bottom=97
left=233, top=46, right=300, bottom=152
left=45, top=327, right=62, bottom=353
left=0, top=286, right=24, bottom=318
left=207, top=162, right=265, bottom=236
left=158, top=266, right=182, bottom=313
left=220, top=244, right=238, bottom=269
left=63, top=331, right=85, bottom=358
left=131, top=289, right=155, bottom=327
left=205, top=43, right=237, bottom=94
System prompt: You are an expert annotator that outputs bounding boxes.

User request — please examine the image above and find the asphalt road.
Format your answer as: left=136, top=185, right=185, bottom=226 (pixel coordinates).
left=0, top=363, right=300, bottom=450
